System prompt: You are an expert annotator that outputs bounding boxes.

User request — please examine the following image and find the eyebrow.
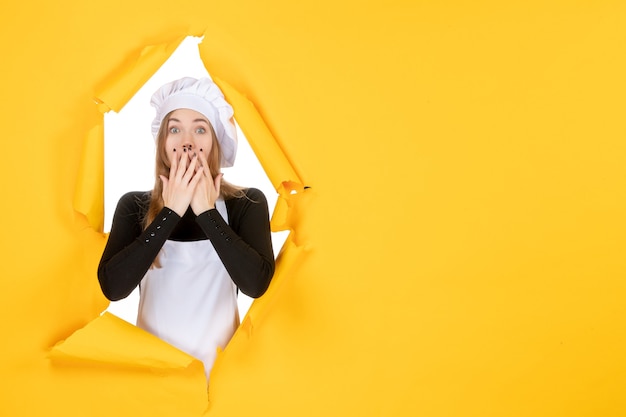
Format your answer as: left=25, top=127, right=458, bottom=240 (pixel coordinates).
left=168, top=118, right=209, bottom=124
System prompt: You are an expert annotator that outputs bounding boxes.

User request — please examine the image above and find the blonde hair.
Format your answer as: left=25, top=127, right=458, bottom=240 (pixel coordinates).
left=143, top=111, right=245, bottom=229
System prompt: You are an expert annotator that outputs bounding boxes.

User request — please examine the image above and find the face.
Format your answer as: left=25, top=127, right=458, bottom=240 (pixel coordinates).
left=163, top=108, right=214, bottom=165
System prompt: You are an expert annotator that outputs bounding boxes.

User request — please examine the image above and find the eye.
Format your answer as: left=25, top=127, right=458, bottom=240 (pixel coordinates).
left=195, top=127, right=206, bottom=134
left=169, top=127, right=180, bottom=134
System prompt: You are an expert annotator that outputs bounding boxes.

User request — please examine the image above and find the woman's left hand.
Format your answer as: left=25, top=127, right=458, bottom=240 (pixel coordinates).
left=190, top=153, right=222, bottom=215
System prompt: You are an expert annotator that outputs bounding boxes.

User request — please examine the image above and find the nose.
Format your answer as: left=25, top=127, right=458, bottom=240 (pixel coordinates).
left=181, top=138, right=196, bottom=160
left=181, top=134, right=194, bottom=152
left=181, top=129, right=195, bottom=152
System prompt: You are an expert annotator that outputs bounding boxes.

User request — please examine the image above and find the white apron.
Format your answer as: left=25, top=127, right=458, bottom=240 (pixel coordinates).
left=136, top=199, right=239, bottom=380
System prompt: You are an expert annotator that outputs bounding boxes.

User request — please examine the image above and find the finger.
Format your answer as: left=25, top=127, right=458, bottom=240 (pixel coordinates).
left=214, top=173, right=223, bottom=196
left=176, top=149, right=188, bottom=180
left=169, top=149, right=178, bottom=180
left=200, top=154, right=211, bottom=178
left=159, top=175, right=169, bottom=197
left=189, top=164, right=204, bottom=188
left=183, top=153, right=199, bottom=182
left=196, top=152, right=208, bottom=174
left=196, top=152, right=207, bottom=173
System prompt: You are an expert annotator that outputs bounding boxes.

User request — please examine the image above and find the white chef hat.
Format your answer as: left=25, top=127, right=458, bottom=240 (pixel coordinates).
left=150, top=76, right=237, bottom=167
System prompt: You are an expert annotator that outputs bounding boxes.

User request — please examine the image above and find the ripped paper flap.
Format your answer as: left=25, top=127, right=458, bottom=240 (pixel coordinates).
left=49, top=312, right=200, bottom=371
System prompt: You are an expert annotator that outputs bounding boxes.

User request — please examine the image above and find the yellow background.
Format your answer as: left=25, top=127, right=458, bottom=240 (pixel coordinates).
left=1, top=1, right=625, bottom=416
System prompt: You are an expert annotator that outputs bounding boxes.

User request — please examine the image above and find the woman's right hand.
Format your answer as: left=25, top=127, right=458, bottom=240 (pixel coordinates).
left=159, top=149, right=203, bottom=216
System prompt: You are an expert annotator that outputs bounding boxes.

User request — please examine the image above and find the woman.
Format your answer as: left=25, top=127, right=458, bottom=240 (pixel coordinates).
left=98, top=76, right=275, bottom=380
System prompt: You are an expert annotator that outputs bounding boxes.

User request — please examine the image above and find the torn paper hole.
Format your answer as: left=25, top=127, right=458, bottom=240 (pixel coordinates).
left=102, top=36, right=288, bottom=323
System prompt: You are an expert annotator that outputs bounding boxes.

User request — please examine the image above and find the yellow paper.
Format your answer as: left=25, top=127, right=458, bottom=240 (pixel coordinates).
left=49, top=312, right=202, bottom=370
left=95, top=37, right=187, bottom=113
left=73, top=124, right=105, bottom=232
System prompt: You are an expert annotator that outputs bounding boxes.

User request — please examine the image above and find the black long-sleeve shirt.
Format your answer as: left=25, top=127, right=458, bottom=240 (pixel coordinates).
left=98, top=188, right=275, bottom=301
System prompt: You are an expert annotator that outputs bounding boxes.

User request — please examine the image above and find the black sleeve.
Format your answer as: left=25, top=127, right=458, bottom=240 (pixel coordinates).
left=97, top=192, right=181, bottom=301
left=196, top=188, right=275, bottom=298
